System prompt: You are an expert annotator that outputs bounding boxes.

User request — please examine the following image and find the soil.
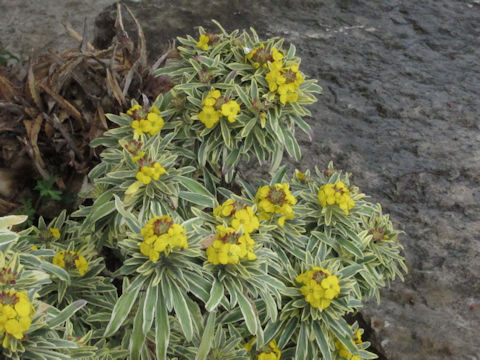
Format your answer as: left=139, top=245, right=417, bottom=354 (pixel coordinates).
left=2, top=0, right=480, bottom=359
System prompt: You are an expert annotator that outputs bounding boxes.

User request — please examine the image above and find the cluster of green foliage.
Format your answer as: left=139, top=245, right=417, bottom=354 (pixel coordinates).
left=0, top=49, right=19, bottom=66
left=1, top=23, right=406, bottom=360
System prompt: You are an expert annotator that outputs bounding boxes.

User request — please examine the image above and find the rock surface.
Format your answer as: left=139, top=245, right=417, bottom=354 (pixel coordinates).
left=2, top=0, right=480, bottom=359
left=0, top=0, right=116, bottom=57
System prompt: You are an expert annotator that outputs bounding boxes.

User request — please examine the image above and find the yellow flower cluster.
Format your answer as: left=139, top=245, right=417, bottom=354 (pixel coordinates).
left=295, top=169, right=306, bottom=181
left=317, top=181, right=355, bottom=215
left=206, top=225, right=256, bottom=265
left=0, top=290, right=33, bottom=344
left=198, top=89, right=240, bottom=128
left=255, top=183, right=296, bottom=226
left=296, top=266, right=341, bottom=310
left=213, top=199, right=259, bottom=234
left=127, top=104, right=165, bottom=137
left=52, top=250, right=89, bottom=276
left=265, top=49, right=304, bottom=104
left=139, top=216, right=188, bottom=262
left=136, top=162, right=167, bottom=185
left=334, top=328, right=363, bottom=360
left=195, top=33, right=220, bottom=51
left=258, top=340, right=282, bottom=360
left=49, top=227, right=60, bottom=238
left=196, top=34, right=210, bottom=50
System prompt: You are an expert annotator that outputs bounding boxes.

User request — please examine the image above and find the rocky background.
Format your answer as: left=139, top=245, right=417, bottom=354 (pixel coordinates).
left=1, top=0, right=479, bottom=359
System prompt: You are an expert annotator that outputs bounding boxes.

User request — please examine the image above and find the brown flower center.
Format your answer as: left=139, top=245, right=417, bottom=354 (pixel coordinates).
left=268, top=188, right=286, bottom=206
left=0, top=291, right=19, bottom=306
left=153, top=219, right=173, bottom=236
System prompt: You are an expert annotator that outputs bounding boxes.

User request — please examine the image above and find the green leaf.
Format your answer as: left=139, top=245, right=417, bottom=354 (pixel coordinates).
left=47, top=300, right=87, bottom=328
left=106, top=113, right=131, bottom=126
left=206, top=279, right=224, bottom=312
left=223, top=148, right=240, bottom=170
left=287, top=43, right=296, bottom=58
left=290, top=113, right=312, bottom=138
left=198, top=139, right=209, bottom=167
left=250, top=79, right=259, bottom=99
left=195, top=310, right=217, bottom=360
left=338, top=263, right=363, bottom=279
left=277, top=317, right=298, bottom=349
left=177, top=176, right=212, bottom=197
left=20, top=254, right=70, bottom=282
left=155, top=285, right=169, bottom=360
left=283, top=128, right=301, bottom=161
left=178, top=191, right=213, bottom=209
left=234, top=84, right=252, bottom=107
left=142, top=284, right=157, bottom=335
left=220, top=120, right=232, bottom=148
left=313, top=323, right=333, bottom=360
left=295, top=323, right=308, bottom=360
left=0, top=215, right=28, bottom=229
left=240, top=117, right=257, bottom=138
left=0, top=231, right=18, bottom=247
left=104, top=278, right=145, bottom=337
left=130, top=294, right=145, bottom=360
left=228, top=63, right=254, bottom=71
left=87, top=201, right=116, bottom=224
left=114, top=195, right=141, bottom=233
left=170, top=280, right=194, bottom=341
left=235, top=288, right=257, bottom=334
left=338, top=236, right=364, bottom=258
left=270, top=165, right=288, bottom=185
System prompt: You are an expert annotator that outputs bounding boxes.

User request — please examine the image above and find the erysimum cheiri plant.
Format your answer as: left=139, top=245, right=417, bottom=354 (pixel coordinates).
left=156, top=21, right=322, bottom=182
left=0, top=215, right=96, bottom=359
left=4, top=22, right=406, bottom=360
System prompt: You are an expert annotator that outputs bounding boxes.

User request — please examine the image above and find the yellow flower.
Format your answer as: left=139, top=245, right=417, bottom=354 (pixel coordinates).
left=255, top=183, right=296, bottom=226
left=136, top=162, right=167, bottom=185
left=198, top=106, right=221, bottom=128
left=213, top=199, right=235, bottom=217
left=206, top=225, right=256, bottom=265
left=49, top=228, right=60, bottom=238
left=52, top=251, right=89, bottom=276
left=296, top=267, right=340, bottom=310
left=257, top=340, right=282, bottom=360
left=132, top=151, right=146, bottom=163
left=52, top=253, right=65, bottom=268
left=221, top=100, right=241, bottom=122
left=231, top=207, right=259, bottom=234
left=0, top=290, right=33, bottom=342
left=272, top=47, right=283, bottom=61
left=202, top=89, right=221, bottom=106
left=265, top=58, right=304, bottom=104
left=75, top=256, right=89, bottom=276
left=129, top=105, right=165, bottom=137
left=265, top=67, right=285, bottom=92
left=31, top=245, right=38, bottom=251
left=139, top=216, right=188, bottom=262
left=243, top=337, right=256, bottom=351
left=196, top=34, right=210, bottom=50
left=126, top=104, right=142, bottom=116
left=317, top=181, right=355, bottom=215
left=295, top=169, right=305, bottom=180
left=321, top=275, right=341, bottom=299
